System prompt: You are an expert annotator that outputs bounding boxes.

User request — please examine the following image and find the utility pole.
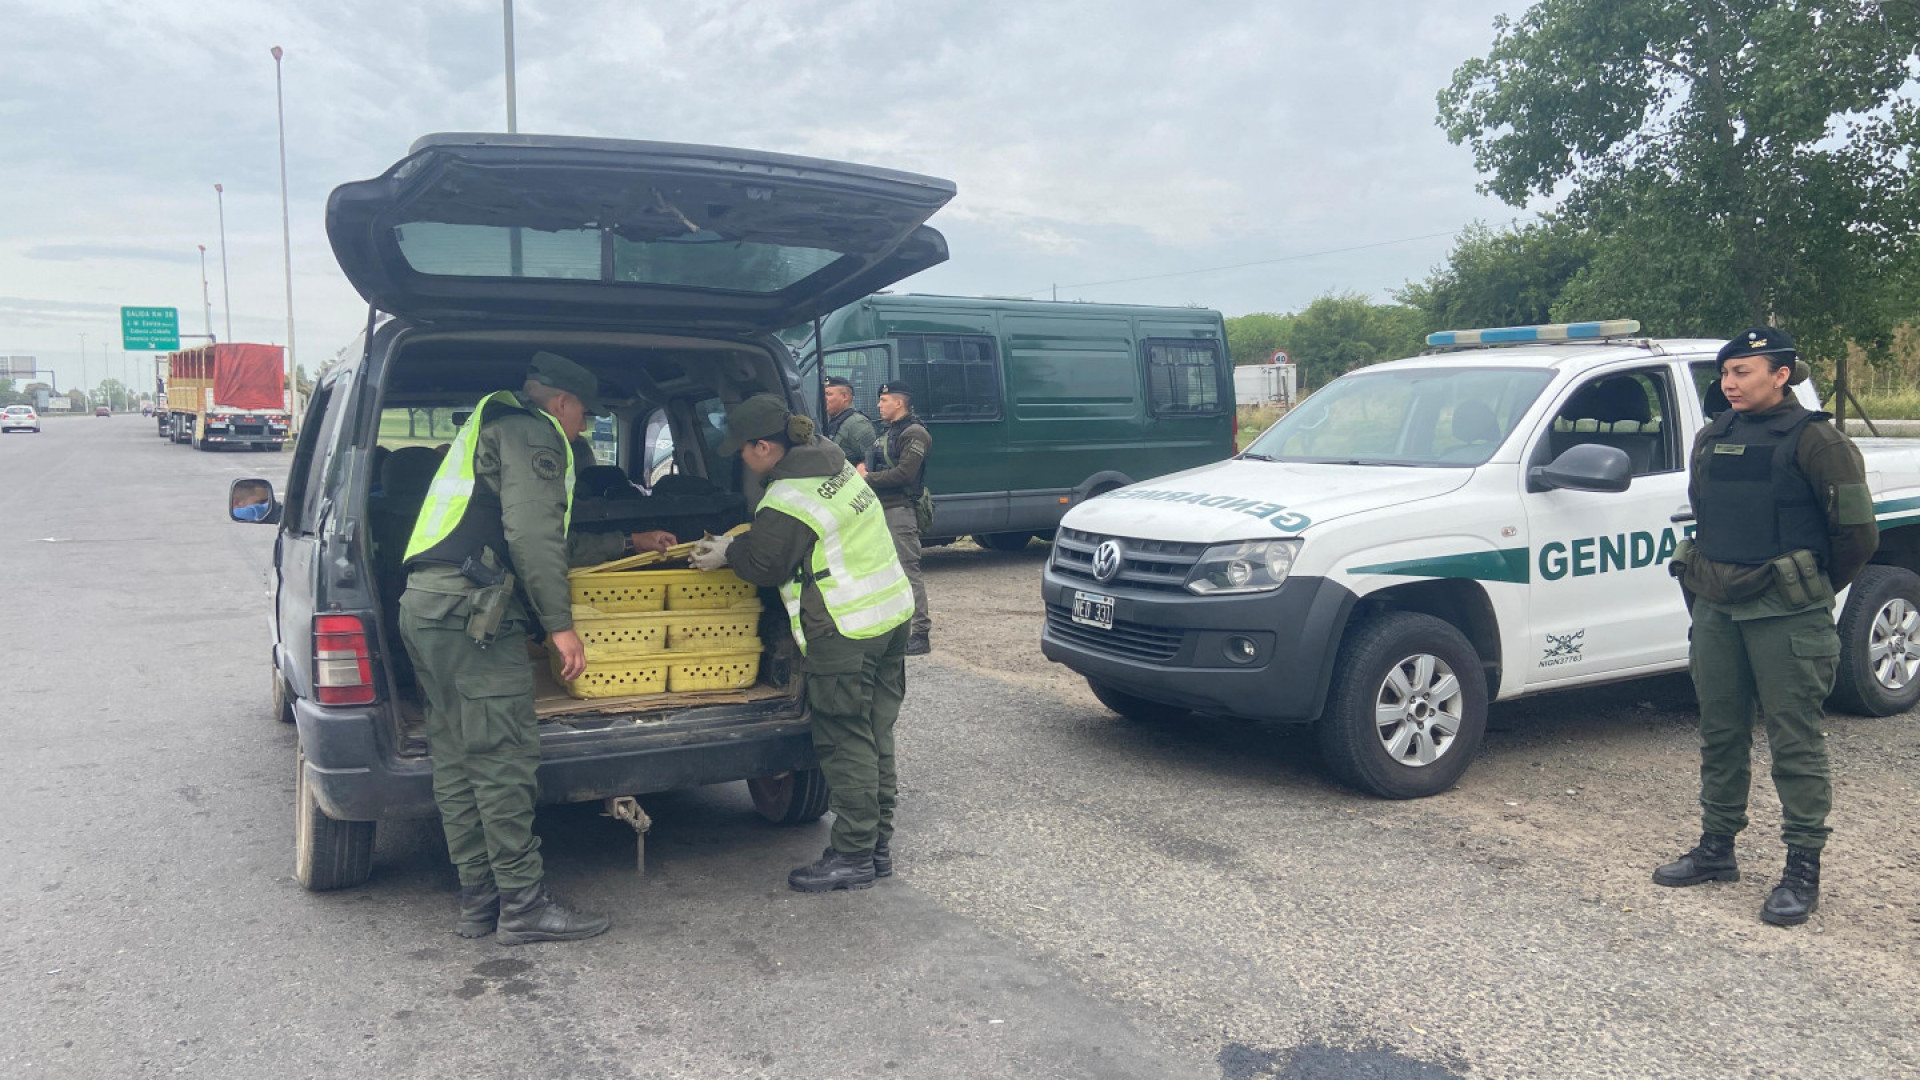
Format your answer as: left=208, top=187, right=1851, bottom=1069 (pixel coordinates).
left=198, top=244, right=215, bottom=341
left=271, top=46, right=297, bottom=432
left=214, top=184, right=233, bottom=343
left=78, top=332, right=87, bottom=408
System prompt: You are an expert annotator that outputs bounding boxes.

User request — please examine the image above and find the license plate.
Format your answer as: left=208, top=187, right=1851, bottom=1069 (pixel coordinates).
left=1071, top=590, right=1115, bottom=631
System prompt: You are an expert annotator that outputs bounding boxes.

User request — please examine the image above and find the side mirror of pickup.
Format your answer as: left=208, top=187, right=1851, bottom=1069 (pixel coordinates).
left=1528, top=444, right=1633, bottom=494
left=230, top=477, right=283, bottom=525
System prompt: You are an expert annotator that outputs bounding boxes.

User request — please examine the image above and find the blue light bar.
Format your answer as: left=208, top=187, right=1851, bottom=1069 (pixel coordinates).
left=1427, top=319, right=1642, bottom=347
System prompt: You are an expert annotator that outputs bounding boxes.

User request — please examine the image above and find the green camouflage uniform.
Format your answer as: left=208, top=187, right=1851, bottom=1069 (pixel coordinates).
left=824, top=407, right=877, bottom=466
left=1680, top=400, right=1878, bottom=851
left=727, top=436, right=910, bottom=855
left=865, top=415, right=933, bottom=638
left=398, top=401, right=624, bottom=890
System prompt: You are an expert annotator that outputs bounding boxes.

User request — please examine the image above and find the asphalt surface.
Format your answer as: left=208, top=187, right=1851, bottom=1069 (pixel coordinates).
left=2, top=416, right=1916, bottom=1079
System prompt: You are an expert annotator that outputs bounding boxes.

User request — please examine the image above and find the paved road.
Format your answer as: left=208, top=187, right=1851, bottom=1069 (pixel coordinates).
left=1, top=417, right=1915, bottom=1079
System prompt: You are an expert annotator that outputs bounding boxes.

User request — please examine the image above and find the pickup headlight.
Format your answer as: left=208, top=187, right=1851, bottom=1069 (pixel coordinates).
left=1185, top=539, right=1302, bottom=595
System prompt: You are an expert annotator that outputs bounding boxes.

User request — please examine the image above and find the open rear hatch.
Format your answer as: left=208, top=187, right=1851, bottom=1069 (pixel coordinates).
left=327, top=133, right=955, bottom=331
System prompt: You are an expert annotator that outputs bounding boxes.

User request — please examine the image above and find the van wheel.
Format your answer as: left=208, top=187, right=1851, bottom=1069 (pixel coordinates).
left=1317, top=612, right=1487, bottom=799
left=974, top=531, right=1033, bottom=552
left=1088, top=679, right=1189, bottom=724
left=271, top=668, right=295, bottom=725
left=1828, top=565, right=1920, bottom=716
left=294, top=745, right=376, bottom=890
left=748, top=768, right=830, bottom=824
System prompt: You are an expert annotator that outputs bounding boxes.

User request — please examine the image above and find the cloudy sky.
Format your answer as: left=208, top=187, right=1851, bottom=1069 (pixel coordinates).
left=0, top=0, right=1530, bottom=390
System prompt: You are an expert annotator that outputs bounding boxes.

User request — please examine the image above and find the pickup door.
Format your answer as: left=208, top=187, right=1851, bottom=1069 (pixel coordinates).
left=1521, top=359, right=1700, bottom=685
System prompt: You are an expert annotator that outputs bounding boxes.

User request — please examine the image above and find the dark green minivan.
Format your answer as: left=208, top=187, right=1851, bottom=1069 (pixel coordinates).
left=797, top=295, right=1235, bottom=549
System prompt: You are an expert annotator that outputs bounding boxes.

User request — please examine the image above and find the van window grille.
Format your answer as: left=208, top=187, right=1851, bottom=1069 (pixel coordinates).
left=893, top=334, right=1002, bottom=422
left=1144, top=338, right=1223, bottom=416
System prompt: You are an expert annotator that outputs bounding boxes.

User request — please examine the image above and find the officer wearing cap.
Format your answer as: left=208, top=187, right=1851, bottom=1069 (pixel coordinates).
left=690, top=393, right=912, bottom=892
left=821, top=375, right=877, bottom=464
left=857, top=381, right=934, bottom=655
left=398, top=350, right=671, bottom=944
left=1654, top=328, right=1878, bottom=926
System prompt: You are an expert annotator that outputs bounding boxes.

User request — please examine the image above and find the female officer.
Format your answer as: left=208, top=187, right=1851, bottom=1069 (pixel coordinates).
left=1654, top=328, right=1878, bottom=926
left=690, top=394, right=913, bottom=892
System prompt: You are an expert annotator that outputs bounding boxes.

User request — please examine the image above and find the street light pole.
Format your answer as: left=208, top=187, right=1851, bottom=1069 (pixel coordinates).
left=198, top=244, right=215, bottom=341
left=503, top=0, right=518, bottom=133
left=271, top=46, right=297, bottom=431
left=214, top=183, right=233, bottom=343
left=78, top=332, right=87, bottom=408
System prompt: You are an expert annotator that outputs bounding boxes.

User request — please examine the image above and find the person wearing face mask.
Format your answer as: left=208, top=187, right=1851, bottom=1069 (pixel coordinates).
left=1654, top=328, right=1878, bottom=927
left=396, top=351, right=650, bottom=945
left=690, top=393, right=912, bottom=893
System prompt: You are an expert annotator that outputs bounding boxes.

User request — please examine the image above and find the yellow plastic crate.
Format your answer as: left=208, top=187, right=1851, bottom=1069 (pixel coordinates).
left=569, top=572, right=667, bottom=613
left=663, top=605, right=763, bottom=650
left=571, top=608, right=669, bottom=660
left=666, top=649, right=762, bottom=692
left=548, top=651, right=668, bottom=699
left=660, top=568, right=758, bottom=611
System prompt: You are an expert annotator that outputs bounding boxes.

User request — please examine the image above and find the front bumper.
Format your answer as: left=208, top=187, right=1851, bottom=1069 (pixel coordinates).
left=296, top=698, right=817, bottom=822
left=1040, top=564, right=1356, bottom=723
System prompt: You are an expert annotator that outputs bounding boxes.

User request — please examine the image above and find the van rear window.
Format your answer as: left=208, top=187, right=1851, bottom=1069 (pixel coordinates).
left=894, top=334, right=1001, bottom=422
left=1144, top=339, right=1223, bottom=416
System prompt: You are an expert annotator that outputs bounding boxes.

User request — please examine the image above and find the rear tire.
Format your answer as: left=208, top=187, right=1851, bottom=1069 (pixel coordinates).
left=294, top=745, right=376, bottom=890
left=1088, top=679, right=1190, bottom=724
left=974, top=531, right=1033, bottom=552
left=1316, top=611, right=1488, bottom=799
left=748, top=768, right=831, bottom=824
left=1827, top=564, right=1920, bottom=716
left=272, top=668, right=295, bottom=725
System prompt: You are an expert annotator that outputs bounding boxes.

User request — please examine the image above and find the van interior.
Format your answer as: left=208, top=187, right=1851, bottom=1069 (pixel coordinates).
left=361, top=331, right=804, bottom=751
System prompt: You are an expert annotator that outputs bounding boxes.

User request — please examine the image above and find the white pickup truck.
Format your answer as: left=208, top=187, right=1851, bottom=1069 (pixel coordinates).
left=1040, top=323, right=1920, bottom=798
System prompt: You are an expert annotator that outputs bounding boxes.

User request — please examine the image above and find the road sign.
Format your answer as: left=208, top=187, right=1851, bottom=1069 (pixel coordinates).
left=3, top=355, right=35, bottom=379
left=122, top=307, right=180, bottom=351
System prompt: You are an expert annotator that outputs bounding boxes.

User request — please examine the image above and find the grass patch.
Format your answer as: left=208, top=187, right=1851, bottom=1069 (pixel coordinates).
left=1848, top=388, right=1920, bottom=421
left=1236, top=404, right=1285, bottom=450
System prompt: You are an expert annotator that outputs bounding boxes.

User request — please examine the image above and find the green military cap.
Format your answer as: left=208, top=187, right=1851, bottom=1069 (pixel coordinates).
left=528, top=350, right=609, bottom=416
left=718, top=393, right=793, bottom=456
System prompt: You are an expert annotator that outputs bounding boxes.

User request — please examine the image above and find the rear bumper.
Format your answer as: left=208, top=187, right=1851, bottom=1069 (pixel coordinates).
left=1039, top=566, right=1356, bottom=723
left=295, top=697, right=817, bottom=822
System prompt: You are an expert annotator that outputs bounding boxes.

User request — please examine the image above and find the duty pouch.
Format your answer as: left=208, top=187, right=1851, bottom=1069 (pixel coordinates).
left=1668, top=537, right=1696, bottom=580
left=1768, top=549, right=1827, bottom=609
left=914, top=488, right=935, bottom=534
left=460, top=550, right=517, bottom=648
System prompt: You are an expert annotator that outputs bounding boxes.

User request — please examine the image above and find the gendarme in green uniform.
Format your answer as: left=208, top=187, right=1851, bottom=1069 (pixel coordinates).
left=863, top=381, right=933, bottom=651
left=396, top=351, right=615, bottom=945
left=697, top=394, right=911, bottom=893
left=1654, top=327, right=1878, bottom=927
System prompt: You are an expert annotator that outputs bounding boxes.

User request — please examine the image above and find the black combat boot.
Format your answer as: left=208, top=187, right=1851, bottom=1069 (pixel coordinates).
left=455, top=881, right=499, bottom=938
left=495, top=883, right=611, bottom=945
left=872, top=840, right=893, bottom=879
left=788, top=847, right=877, bottom=892
left=1652, top=832, right=1739, bottom=887
left=906, top=633, right=930, bottom=657
left=1761, top=846, right=1821, bottom=927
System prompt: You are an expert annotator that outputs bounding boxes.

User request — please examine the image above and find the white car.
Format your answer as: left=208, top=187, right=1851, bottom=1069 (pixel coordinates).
left=1042, top=320, right=1920, bottom=798
left=1, top=405, right=41, bottom=433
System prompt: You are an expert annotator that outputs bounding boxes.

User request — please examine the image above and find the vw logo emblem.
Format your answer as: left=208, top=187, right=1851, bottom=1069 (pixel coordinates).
left=1091, top=540, right=1124, bottom=583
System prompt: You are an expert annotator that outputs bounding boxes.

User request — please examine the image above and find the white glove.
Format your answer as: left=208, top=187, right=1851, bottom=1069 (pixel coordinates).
left=689, top=535, right=734, bottom=571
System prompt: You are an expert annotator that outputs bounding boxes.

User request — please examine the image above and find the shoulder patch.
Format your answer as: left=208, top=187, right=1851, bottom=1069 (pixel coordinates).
left=531, top=448, right=565, bottom=480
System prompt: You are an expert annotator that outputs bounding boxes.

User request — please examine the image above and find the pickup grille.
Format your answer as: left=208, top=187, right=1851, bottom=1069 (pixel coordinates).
left=1051, top=527, right=1209, bottom=593
left=1044, top=604, right=1185, bottom=661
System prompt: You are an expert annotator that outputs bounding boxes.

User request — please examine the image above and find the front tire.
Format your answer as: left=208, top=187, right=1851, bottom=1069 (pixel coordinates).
left=1088, top=679, right=1190, bottom=724
left=294, top=745, right=376, bottom=890
left=748, top=768, right=831, bottom=824
left=1828, top=564, right=1920, bottom=716
left=1317, top=612, right=1488, bottom=799
left=974, top=531, right=1033, bottom=552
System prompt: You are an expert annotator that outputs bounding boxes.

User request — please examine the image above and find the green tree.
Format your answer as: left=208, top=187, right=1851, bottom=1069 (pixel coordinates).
left=1398, top=220, right=1594, bottom=332
left=1439, top=0, right=1920, bottom=414
left=1288, top=293, right=1426, bottom=389
left=0, top=377, right=16, bottom=406
left=1225, top=312, right=1297, bottom=366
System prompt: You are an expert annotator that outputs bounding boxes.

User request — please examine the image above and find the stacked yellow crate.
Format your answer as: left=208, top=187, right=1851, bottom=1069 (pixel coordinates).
left=551, top=541, right=766, bottom=699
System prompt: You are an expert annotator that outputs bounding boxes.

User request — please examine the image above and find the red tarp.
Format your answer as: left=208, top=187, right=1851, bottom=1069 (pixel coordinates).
left=169, top=344, right=285, bottom=411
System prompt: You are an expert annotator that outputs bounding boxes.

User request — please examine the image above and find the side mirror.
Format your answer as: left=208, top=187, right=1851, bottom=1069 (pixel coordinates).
left=229, top=478, right=283, bottom=524
left=1529, top=443, right=1633, bottom=493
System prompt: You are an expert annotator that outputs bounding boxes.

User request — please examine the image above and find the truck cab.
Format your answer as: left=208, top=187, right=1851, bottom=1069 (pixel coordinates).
left=1043, top=321, right=1920, bottom=798
left=232, top=133, right=955, bottom=889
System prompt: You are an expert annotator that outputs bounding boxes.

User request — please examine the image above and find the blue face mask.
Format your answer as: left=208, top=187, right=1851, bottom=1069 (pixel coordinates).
left=233, top=500, right=273, bottom=521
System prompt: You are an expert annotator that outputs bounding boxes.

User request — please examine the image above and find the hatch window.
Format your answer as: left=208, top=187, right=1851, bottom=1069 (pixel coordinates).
left=393, top=223, right=843, bottom=294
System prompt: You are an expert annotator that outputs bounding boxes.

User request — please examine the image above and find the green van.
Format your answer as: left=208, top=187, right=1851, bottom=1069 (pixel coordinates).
left=797, top=294, right=1235, bottom=549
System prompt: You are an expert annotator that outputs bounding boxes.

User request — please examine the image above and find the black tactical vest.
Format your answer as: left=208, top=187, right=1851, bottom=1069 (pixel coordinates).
left=1693, top=403, right=1831, bottom=567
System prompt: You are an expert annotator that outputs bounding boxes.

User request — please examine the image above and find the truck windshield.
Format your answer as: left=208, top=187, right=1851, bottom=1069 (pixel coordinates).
left=1244, top=367, right=1555, bottom=467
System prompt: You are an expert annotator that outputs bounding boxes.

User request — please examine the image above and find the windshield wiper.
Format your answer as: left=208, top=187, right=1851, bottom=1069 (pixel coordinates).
left=1238, top=451, right=1278, bottom=462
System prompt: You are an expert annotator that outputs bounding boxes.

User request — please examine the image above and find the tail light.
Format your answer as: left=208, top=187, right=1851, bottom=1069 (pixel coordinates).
left=313, top=614, right=376, bottom=706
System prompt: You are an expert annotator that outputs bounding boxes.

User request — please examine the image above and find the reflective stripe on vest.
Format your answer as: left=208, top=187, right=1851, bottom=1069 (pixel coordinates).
left=758, top=463, right=912, bottom=654
left=403, top=390, right=575, bottom=562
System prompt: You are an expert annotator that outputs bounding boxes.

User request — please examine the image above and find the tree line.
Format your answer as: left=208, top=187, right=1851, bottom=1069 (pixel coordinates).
left=1230, top=0, right=1919, bottom=418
